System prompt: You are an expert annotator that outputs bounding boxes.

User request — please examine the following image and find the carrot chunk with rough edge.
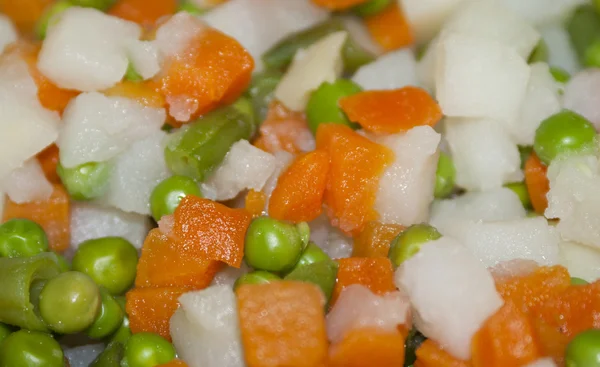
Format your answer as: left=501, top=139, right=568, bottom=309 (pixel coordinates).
left=109, top=0, right=177, bottom=27
left=104, top=80, right=166, bottom=109
left=532, top=317, right=568, bottom=366
left=268, top=150, right=329, bottom=223
left=37, top=144, right=60, bottom=183
left=495, top=266, right=570, bottom=315
left=135, top=228, right=223, bottom=289
left=316, top=124, right=393, bottom=236
left=3, top=184, right=70, bottom=252
left=330, top=257, right=395, bottom=306
left=365, top=3, right=414, bottom=51
left=245, top=189, right=266, bottom=218
left=311, top=0, right=368, bottom=10
left=236, top=281, right=328, bottom=367
left=415, top=340, right=471, bottom=367
left=329, top=327, right=405, bottom=367
left=161, top=28, right=254, bottom=122
left=253, top=101, right=313, bottom=155
left=0, top=0, right=52, bottom=34
left=524, top=153, right=550, bottom=215
left=126, top=287, right=185, bottom=341
left=171, top=196, right=252, bottom=268
left=339, top=87, right=442, bottom=134
left=471, top=301, right=542, bottom=367
left=157, top=360, right=189, bottom=367
left=353, top=221, right=404, bottom=258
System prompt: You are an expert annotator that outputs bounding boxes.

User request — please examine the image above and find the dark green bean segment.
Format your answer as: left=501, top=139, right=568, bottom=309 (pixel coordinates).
left=287, top=242, right=330, bottom=275
left=565, top=329, right=600, bottom=367
left=0, top=219, right=49, bottom=258
left=91, top=341, right=124, bottom=367
left=571, top=277, right=589, bottom=285
left=505, top=182, right=532, bottom=210
left=389, top=224, right=441, bottom=268
left=35, top=0, right=72, bottom=40
left=306, top=79, right=362, bottom=134
left=527, top=39, right=549, bottom=64
left=164, top=97, right=257, bottom=181
left=550, top=66, right=571, bottom=84
left=0, top=330, right=63, bottom=367
left=404, top=328, right=427, bottom=367
left=39, top=271, right=101, bottom=334
left=284, top=259, right=339, bottom=305
left=72, top=236, right=138, bottom=295
left=87, top=288, right=125, bottom=339
left=244, top=217, right=304, bottom=272
left=247, top=69, right=283, bottom=122
left=234, top=270, right=281, bottom=290
left=70, top=0, right=117, bottom=10
left=262, top=18, right=375, bottom=74
left=567, top=5, right=600, bottom=68
left=0, top=323, right=12, bottom=344
left=0, top=254, right=61, bottom=331
left=121, top=332, right=176, bottom=367
left=150, top=175, right=202, bottom=221
left=124, top=63, right=143, bottom=82
left=434, top=152, right=456, bottom=199
left=57, top=161, right=111, bottom=201
left=352, top=0, right=392, bottom=17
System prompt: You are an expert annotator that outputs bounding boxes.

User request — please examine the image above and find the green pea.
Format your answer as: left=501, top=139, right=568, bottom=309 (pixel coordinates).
left=247, top=69, right=283, bottom=122
left=125, top=63, right=143, bottom=82
left=296, top=222, right=311, bottom=248
left=150, top=175, right=202, bottom=221
left=108, top=296, right=132, bottom=344
left=178, top=1, right=207, bottom=15
left=0, top=330, right=63, bottom=367
left=434, top=152, right=456, bottom=199
left=0, top=218, right=49, bottom=258
left=0, top=323, right=12, bottom=344
left=35, top=0, right=73, bottom=40
left=122, top=332, right=176, bottom=367
left=72, top=237, right=138, bottom=295
left=51, top=252, right=70, bottom=272
left=518, top=145, right=533, bottom=169
left=287, top=242, right=330, bottom=275
left=352, top=0, right=392, bottom=17
left=528, top=39, right=549, bottom=64
left=57, top=161, right=111, bottom=201
left=234, top=270, right=281, bottom=290
left=565, top=329, right=600, bottom=367
left=505, top=182, right=532, bottom=210
left=586, top=39, right=600, bottom=68
left=567, top=5, right=600, bottom=68
left=284, top=259, right=338, bottom=305
left=70, top=0, right=117, bottom=10
left=87, top=288, right=124, bottom=339
left=244, top=217, right=304, bottom=272
left=306, top=79, right=362, bottom=135
left=533, top=110, right=597, bottom=165
left=39, top=271, right=101, bottom=334
left=389, top=224, right=441, bottom=267
left=571, top=277, right=589, bottom=285
left=550, top=66, right=571, bottom=84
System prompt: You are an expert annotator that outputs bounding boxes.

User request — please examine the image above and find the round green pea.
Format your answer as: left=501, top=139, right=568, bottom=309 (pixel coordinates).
left=505, top=182, right=532, bottom=210
left=234, top=270, right=281, bottom=290
left=434, top=152, right=456, bottom=198
left=0, top=330, right=63, bottom=367
left=72, top=236, right=138, bottom=295
left=109, top=296, right=132, bottom=344
left=150, top=175, right=202, bottom=221
left=287, top=242, right=330, bottom=274
left=565, top=329, right=600, bottom=367
left=533, top=110, right=597, bottom=165
left=550, top=66, right=571, bottom=84
left=122, top=332, right=176, bottom=367
left=306, top=79, right=362, bottom=134
left=39, top=271, right=101, bottom=334
left=0, top=218, right=49, bottom=258
left=35, top=0, right=73, bottom=40
left=389, top=224, right=441, bottom=267
left=571, top=277, right=589, bottom=285
left=51, top=252, right=70, bottom=272
left=57, top=161, right=111, bottom=201
left=244, top=217, right=304, bottom=272
left=0, top=323, right=12, bottom=344
left=87, top=288, right=124, bottom=339
left=352, top=0, right=392, bottom=17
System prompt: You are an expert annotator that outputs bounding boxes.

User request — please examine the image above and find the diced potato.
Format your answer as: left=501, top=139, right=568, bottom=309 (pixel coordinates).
left=1, top=159, right=52, bottom=204
left=154, top=12, right=206, bottom=59
left=210, top=262, right=250, bottom=287
left=524, top=357, right=558, bottom=367
left=309, top=214, right=353, bottom=260
left=541, top=24, right=580, bottom=74
left=0, top=14, right=17, bottom=55
left=496, top=0, right=587, bottom=26
left=563, top=70, right=600, bottom=129
left=416, top=37, right=439, bottom=92
left=559, top=240, right=600, bottom=283
left=352, top=49, right=419, bottom=91
left=127, top=41, right=160, bottom=80
left=399, top=0, right=470, bottom=43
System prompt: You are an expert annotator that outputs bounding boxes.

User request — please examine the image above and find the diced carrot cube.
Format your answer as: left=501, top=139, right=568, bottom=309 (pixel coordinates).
left=236, top=281, right=328, bottom=367
left=245, top=189, right=267, bottom=218
left=329, top=327, right=405, bottom=367
left=339, top=87, right=442, bottom=134
left=108, top=0, right=177, bottom=27
left=103, top=80, right=166, bottom=109
left=310, top=0, right=368, bottom=10
left=415, top=340, right=471, bottom=367
left=352, top=221, right=404, bottom=258
left=171, top=196, right=252, bottom=268
left=524, top=153, right=550, bottom=215
left=135, top=229, right=223, bottom=289
left=254, top=101, right=313, bottom=155
left=330, top=257, right=395, bottom=306
left=365, top=3, right=414, bottom=51
left=125, top=287, right=186, bottom=341
left=316, top=124, right=393, bottom=236
left=36, top=144, right=60, bottom=183
left=532, top=317, right=568, bottom=366
left=157, top=360, right=189, bottom=367
left=3, top=184, right=70, bottom=252
left=268, top=150, right=329, bottom=223
left=0, top=0, right=52, bottom=34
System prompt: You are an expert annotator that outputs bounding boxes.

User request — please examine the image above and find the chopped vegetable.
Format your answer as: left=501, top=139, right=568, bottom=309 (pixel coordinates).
left=121, top=332, right=176, bottom=367
left=149, top=176, right=202, bottom=222
left=388, top=224, right=441, bottom=268
left=524, top=153, right=550, bottom=215
left=56, top=161, right=111, bottom=201
left=234, top=270, right=281, bottom=289
left=0, top=218, right=49, bottom=258
left=330, top=257, right=395, bottom=306
left=434, top=152, right=456, bottom=199
left=0, top=330, right=63, bottom=367
left=244, top=189, right=267, bottom=218
left=108, top=0, right=177, bottom=26
left=284, top=259, right=339, bottom=304
left=565, top=329, right=600, bottom=367
left=306, top=79, right=362, bottom=134
left=352, top=0, right=392, bottom=17
left=415, top=339, right=470, bottom=367
left=87, top=288, right=124, bottom=339
left=253, top=101, right=314, bottom=155
left=247, top=69, right=283, bottom=122
left=329, top=327, right=406, bottom=367
left=567, top=5, right=600, bottom=68
left=364, top=2, right=414, bottom=51
left=352, top=221, right=404, bottom=258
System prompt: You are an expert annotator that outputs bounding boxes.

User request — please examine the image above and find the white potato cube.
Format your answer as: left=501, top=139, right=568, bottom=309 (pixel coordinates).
left=416, top=37, right=439, bottom=92
left=127, top=41, right=160, bottom=80
left=0, top=15, right=17, bottom=55
left=309, top=214, right=353, bottom=260
left=559, top=241, right=600, bottom=283
left=497, top=0, right=587, bottom=26
left=210, top=262, right=250, bottom=287
left=154, top=12, right=206, bottom=58
left=1, top=159, right=52, bottom=204
left=541, top=24, right=580, bottom=74
left=525, top=358, right=558, bottom=367
left=399, top=0, right=469, bottom=43
left=352, top=49, right=419, bottom=91
left=564, top=70, right=600, bottom=129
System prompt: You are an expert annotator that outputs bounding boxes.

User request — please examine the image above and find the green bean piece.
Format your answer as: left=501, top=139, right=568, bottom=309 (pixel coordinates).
left=434, top=152, right=456, bottom=199
left=164, top=97, right=257, bottom=181
left=247, top=69, right=283, bottom=122
left=57, top=161, right=111, bottom=201
left=234, top=270, right=281, bottom=290
left=0, top=254, right=61, bottom=331
left=121, top=332, right=176, bottom=367
left=0, top=218, right=49, bottom=258
left=528, top=39, right=549, bottom=64
left=404, top=328, right=427, bottom=366
left=284, top=259, right=339, bottom=305
left=389, top=224, right=441, bottom=268
left=0, top=330, right=63, bottom=367
left=550, top=66, right=571, bottom=84
left=352, top=0, right=392, bottom=17
left=262, top=18, right=375, bottom=74
left=35, top=0, right=73, bottom=40
left=567, top=5, right=600, bottom=68
left=91, top=341, right=124, bottom=367
left=0, top=323, right=12, bottom=344
left=70, top=0, right=117, bottom=10
left=178, top=1, right=207, bottom=15
left=306, top=79, right=362, bottom=134
left=124, top=63, right=143, bottom=82
left=505, top=182, right=532, bottom=210
left=87, top=288, right=125, bottom=339
left=150, top=175, right=202, bottom=221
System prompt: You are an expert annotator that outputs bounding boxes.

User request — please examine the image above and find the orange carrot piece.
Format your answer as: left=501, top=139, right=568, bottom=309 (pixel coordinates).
left=268, top=150, right=330, bottom=223
left=329, top=327, right=405, bottom=367
left=310, top=0, right=368, bottom=10
left=160, top=28, right=254, bottom=122
left=495, top=265, right=571, bottom=315
left=135, top=229, right=223, bottom=289
left=352, top=221, right=404, bottom=258
left=339, top=87, right=442, bottom=134
left=0, top=0, right=52, bottom=34
left=125, top=287, right=186, bottom=341
left=365, top=2, right=414, bottom=51
left=415, top=340, right=472, bottom=367
left=316, top=124, right=393, bottom=236
left=236, top=281, right=328, bottom=367
left=171, top=196, right=252, bottom=268
left=104, top=80, right=166, bottom=109
left=36, top=144, right=60, bottom=183
left=471, top=301, right=542, bottom=367
left=108, top=0, right=177, bottom=27
left=532, top=317, right=568, bottom=366
left=157, top=360, right=189, bottom=367
left=245, top=189, right=267, bottom=218
left=524, top=153, right=550, bottom=215
left=330, top=257, right=395, bottom=306
left=253, top=101, right=313, bottom=155
left=3, top=184, right=70, bottom=252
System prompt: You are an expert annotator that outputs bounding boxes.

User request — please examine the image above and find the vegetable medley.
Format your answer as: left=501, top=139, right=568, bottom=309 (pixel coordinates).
left=2, top=0, right=600, bottom=366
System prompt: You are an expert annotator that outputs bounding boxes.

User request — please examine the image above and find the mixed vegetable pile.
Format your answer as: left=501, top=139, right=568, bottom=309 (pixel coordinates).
left=2, top=0, right=600, bottom=366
